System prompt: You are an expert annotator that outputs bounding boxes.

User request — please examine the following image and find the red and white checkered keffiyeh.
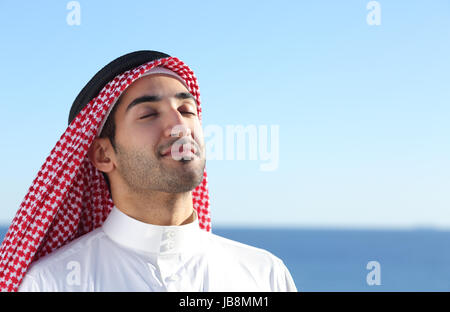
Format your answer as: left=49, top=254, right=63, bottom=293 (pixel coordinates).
left=0, top=56, right=211, bottom=292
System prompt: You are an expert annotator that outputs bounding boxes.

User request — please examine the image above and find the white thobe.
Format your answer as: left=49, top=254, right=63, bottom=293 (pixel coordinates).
left=18, top=206, right=297, bottom=292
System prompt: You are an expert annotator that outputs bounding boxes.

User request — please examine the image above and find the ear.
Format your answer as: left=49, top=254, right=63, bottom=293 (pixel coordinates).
left=87, top=137, right=115, bottom=174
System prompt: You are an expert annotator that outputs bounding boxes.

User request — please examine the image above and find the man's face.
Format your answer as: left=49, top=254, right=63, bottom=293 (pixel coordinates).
left=110, top=74, right=206, bottom=194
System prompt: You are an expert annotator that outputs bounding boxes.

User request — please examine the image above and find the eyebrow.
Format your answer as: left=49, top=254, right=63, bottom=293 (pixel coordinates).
left=125, top=92, right=197, bottom=113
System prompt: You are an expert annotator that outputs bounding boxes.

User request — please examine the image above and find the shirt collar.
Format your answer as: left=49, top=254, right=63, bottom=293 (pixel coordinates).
left=102, top=206, right=202, bottom=255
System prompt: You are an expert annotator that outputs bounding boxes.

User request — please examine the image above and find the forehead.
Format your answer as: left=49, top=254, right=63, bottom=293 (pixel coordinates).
left=113, top=74, right=191, bottom=117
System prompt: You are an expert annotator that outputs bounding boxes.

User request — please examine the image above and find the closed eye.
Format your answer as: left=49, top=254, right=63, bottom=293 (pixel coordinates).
left=140, top=112, right=196, bottom=119
left=140, top=113, right=158, bottom=119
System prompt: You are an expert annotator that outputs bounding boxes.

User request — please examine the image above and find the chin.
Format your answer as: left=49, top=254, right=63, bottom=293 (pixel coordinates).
left=169, top=168, right=205, bottom=193
left=162, top=178, right=203, bottom=193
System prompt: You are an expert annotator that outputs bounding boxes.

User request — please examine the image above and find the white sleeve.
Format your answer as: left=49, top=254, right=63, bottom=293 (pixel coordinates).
left=18, top=273, right=41, bottom=292
left=273, top=258, right=298, bottom=292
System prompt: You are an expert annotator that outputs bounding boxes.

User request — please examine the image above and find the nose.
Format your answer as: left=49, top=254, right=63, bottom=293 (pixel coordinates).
left=162, top=106, right=191, bottom=138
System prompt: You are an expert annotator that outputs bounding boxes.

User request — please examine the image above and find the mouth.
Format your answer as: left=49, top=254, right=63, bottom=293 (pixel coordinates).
left=161, top=143, right=198, bottom=159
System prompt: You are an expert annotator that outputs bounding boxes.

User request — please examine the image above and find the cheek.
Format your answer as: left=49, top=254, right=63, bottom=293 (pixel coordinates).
left=117, top=121, right=160, bottom=148
left=192, top=122, right=204, bottom=145
left=134, top=124, right=160, bottom=146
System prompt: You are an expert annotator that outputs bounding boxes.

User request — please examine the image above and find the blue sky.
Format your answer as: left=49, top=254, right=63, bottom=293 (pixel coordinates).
left=0, top=0, right=449, bottom=228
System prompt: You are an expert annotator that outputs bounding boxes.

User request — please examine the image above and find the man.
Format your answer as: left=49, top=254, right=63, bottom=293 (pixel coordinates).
left=0, top=51, right=297, bottom=291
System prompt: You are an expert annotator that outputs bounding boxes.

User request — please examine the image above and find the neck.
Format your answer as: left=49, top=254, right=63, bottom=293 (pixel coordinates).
left=110, top=188, right=195, bottom=226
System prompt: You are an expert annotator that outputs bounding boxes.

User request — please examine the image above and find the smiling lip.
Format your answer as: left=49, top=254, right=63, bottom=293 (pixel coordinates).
left=161, top=144, right=198, bottom=158
left=162, top=150, right=197, bottom=159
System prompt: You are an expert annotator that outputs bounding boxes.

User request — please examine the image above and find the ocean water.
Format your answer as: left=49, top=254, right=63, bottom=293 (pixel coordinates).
left=213, top=227, right=450, bottom=292
left=1, top=225, right=449, bottom=291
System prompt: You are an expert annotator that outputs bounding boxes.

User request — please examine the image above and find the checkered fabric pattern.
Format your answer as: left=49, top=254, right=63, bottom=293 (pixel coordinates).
left=0, top=56, right=211, bottom=292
